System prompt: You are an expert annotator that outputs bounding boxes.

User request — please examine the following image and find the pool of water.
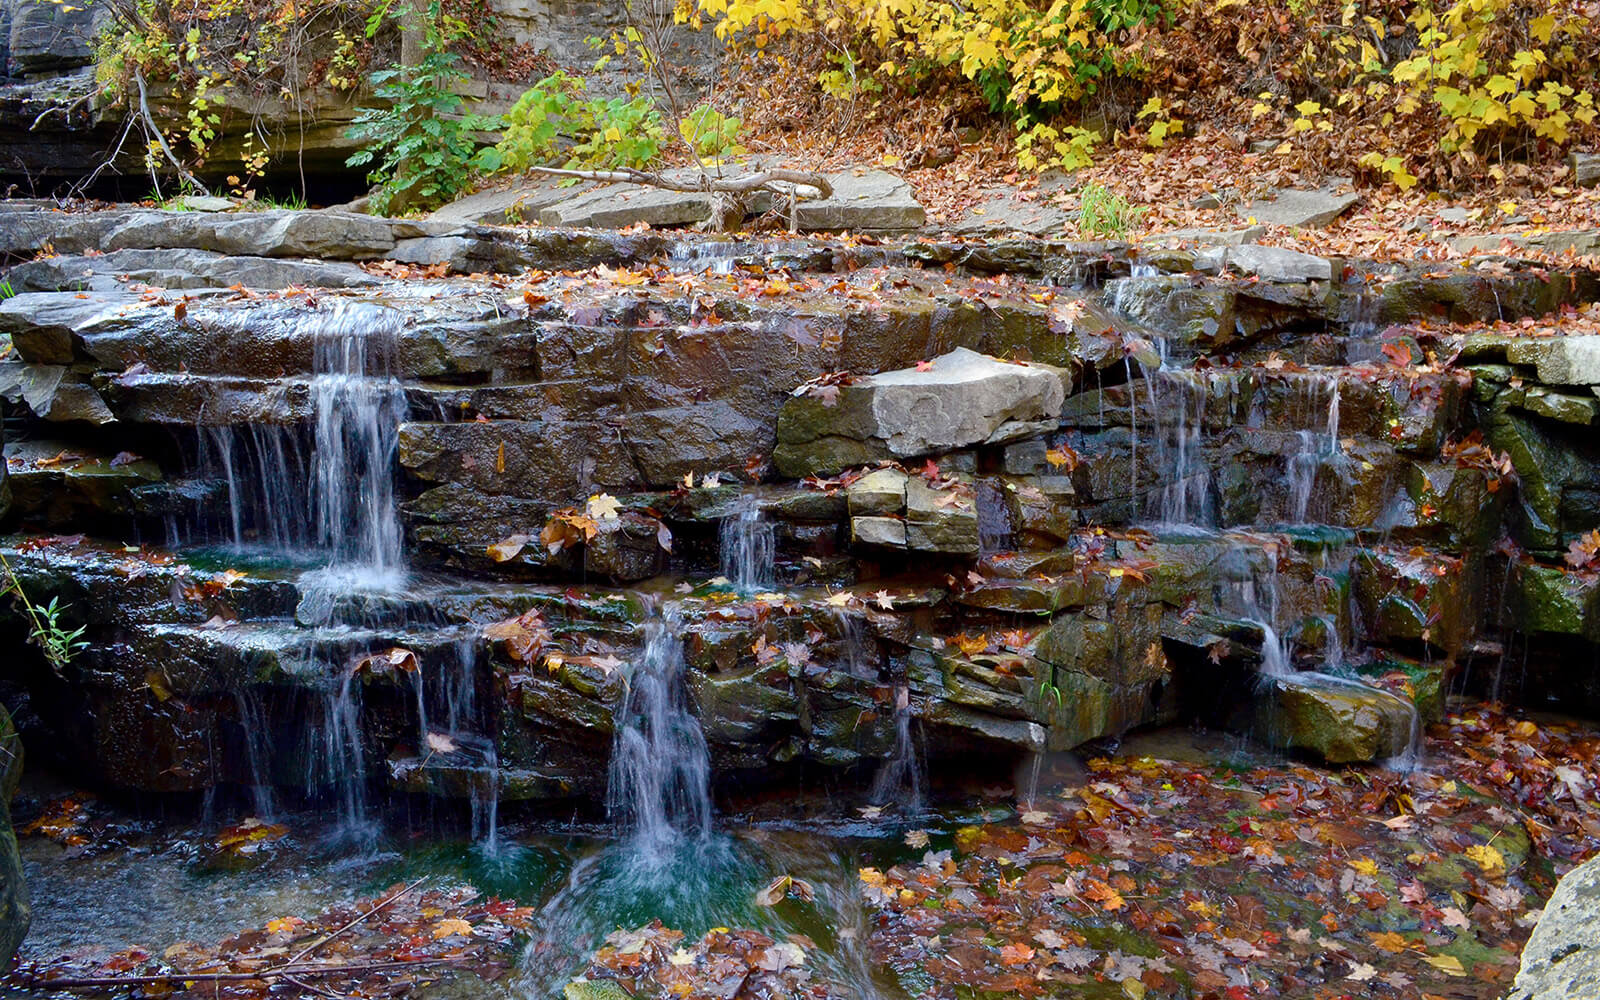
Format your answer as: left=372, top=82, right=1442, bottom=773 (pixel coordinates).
left=12, top=796, right=932, bottom=1000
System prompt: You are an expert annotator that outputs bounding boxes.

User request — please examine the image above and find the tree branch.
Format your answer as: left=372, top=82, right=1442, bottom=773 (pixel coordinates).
left=526, top=165, right=832, bottom=200
left=132, top=69, right=212, bottom=197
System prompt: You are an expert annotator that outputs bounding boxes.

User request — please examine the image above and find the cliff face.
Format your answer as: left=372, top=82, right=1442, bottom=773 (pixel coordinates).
left=0, top=0, right=709, bottom=196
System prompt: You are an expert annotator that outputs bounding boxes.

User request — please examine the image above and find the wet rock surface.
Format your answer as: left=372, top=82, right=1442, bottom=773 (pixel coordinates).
left=0, top=207, right=1598, bottom=808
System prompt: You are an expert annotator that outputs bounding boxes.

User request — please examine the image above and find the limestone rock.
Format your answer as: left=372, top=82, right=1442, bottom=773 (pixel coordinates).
left=1507, top=336, right=1600, bottom=386
left=1573, top=151, right=1600, bottom=190
left=1510, top=853, right=1600, bottom=1000
left=8, top=0, right=103, bottom=74
left=847, top=467, right=908, bottom=516
left=774, top=348, right=1067, bottom=476
left=851, top=516, right=906, bottom=548
left=1148, top=226, right=1265, bottom=247
left=1241, top=186, right=1360, bottom=228
left=1220, top=244, right=1332, bottom=282
left=539, top=182, right=719, bottom=230
left=905, top=478, right=978, bottom=554
left=429, top=177, right=588, bottom=225
left=795, top=170, right=925, bottom=232
left=1259, top=673, right=1414, bottom=763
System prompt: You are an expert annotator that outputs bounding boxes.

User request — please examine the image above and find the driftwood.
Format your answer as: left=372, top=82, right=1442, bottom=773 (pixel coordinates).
left=526, top=165, right=833, bottom=232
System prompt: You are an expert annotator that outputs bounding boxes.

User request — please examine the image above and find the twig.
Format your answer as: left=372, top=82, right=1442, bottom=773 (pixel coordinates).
left=285, top=876, right=429, bottom=968
left=131, top=69, right=212, bottom=197
left=19, top=957, right=465, bottom=989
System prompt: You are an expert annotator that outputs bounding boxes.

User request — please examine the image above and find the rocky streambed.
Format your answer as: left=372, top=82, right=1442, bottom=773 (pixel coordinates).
left=3, top=203, right=1600, bottom=995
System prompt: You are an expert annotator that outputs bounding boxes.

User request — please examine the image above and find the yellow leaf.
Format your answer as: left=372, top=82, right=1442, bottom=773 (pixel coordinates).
left=432, top=918, right=474, bottom=939
left=1349, top=858, right=1380, bottom=876
left=1464, top=843, right=1506, bottom=876
left=1423, top=953, right=1466, bottom=976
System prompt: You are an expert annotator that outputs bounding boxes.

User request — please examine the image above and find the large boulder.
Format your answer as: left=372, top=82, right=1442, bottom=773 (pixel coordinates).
left=0, top=705, right=28, bottom=967
left=1257, top=673, right=1415, bottom=763
left=774, top=348, right=1067, bottom=476
left=1510, top=853, right=1600, bottom=999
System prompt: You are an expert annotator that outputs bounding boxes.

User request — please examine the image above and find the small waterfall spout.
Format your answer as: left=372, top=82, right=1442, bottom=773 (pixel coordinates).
left=720, top=502, right=775, bottom=593
left=306, top=303, right=408, bottom=591
left=869, top=683, right=924, bottom=810
left=608, top=611, right=713, bottom=854
left=307, top=665, right=377, bottom=843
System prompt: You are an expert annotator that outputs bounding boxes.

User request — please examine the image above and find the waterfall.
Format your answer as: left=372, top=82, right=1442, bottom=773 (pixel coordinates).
left=307, top=666, right=376, bottom=843
left=1152, top=371, right=1213, bottom=529
left=233, top=690, right=278, bottom=820
left=608, top=611, right=713, bottom=854
left=306, top=303, right=408, bottom=590
left=868, top=683, right=923, bottom=810
left=719, top=502, right=775, bottom=593
left=198, top=302, right=407, bottom=591
left=833, top=608, right=876, bottom=681
left=1283, top=375, right=1344, bottom=525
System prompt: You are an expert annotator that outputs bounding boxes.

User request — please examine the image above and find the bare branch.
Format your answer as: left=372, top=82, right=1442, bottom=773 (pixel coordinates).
left=526, top=165, right=832, bottom=200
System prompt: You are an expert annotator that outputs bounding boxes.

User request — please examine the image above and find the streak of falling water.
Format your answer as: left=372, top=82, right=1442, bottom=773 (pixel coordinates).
left=305, top=303, right=409, bottom=592
left=833, top=609, right=876, bottom=681
left=233, top=690, right=278, bottom=820
left=1125, top=358, right=1139, bottom=510
left=868, top=683, right=923, bottom=811
left=719, top=502, right=775, bottom=593
left=608, top=610, right=713, bottom=857
left=308, top=665, right=377, bottom=844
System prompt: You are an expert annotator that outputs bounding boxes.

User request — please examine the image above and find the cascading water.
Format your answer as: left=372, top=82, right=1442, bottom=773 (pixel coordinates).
left=305, top=303, right=408, bottom=591
left=199, top=301, right=407, bottom=591
left=307, top=664, right=375, bottom=843
left=608, top=611, right=713, bottom=855
left=1283, top=375, right=1344, bottom=525
left=868, top=683, right=923, bottom=810
left=720, top=502, right=775, bottom=593
left=232, top=690, right=278, bottom=820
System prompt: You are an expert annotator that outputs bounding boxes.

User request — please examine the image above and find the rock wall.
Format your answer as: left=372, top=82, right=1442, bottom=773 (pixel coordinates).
left=1, top=204, right=1599, bottom=810
left=0, top=0, right=705, bottom=191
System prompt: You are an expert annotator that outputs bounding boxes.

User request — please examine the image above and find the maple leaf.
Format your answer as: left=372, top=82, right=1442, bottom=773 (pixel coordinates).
left=904, top=829, right=930, bottom=849
left=873, top=590, right=895, bottom=610
left=781, top=642, right=813, bottom=667
left=1346, top=961, right=1377, bottom=981
left=431, top=918, right=474, bottom=939
left=586, top=493, right=623, bottom=522
left=915, top=359, right=934, bottom=371
left=425, top=732, right=458, bottom=755
left=1464, top=843, right=1506, bottom=876
left=999, top=942, right=1035, bottom=965
left=1423, top=953, right=1466, bottom=976
left=1020, top=809, right=1049, bottom=825
left=1440, top=906, right=1471, bottom=928
left=1044, top=445, right=1080, bottom=470
left=824, top=591, right=854, bottom=607
left=1082, top=878, right=1125, bottom=911
left=591, top=654, right=625, bottom=676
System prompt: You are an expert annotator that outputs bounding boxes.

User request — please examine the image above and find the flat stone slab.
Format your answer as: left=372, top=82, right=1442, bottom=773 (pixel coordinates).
left=539, top=182, right=718, bottom=229
left=1449, top=229, right=1600, bottom=257
left=795, top=169, right=925, bottom=232
left=1574, top=151, right=1600, bottom=190
left=1197, top=244, right=1332, bottom=282
left=949, top=189, right=1071, bottom=236
left=1240, top=186, right=1360, bottom=228
left=1510, top=853, right=1600, bottom=999
left=4, top=248, right=378, bottom=293
left=429, top=177, right=590, bottom=225
left=775, top=347, right=1066, bottom=476
left=1507, top=336, right=1600, bottom=386
left=1147, top=226, right=1265, bottom=246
